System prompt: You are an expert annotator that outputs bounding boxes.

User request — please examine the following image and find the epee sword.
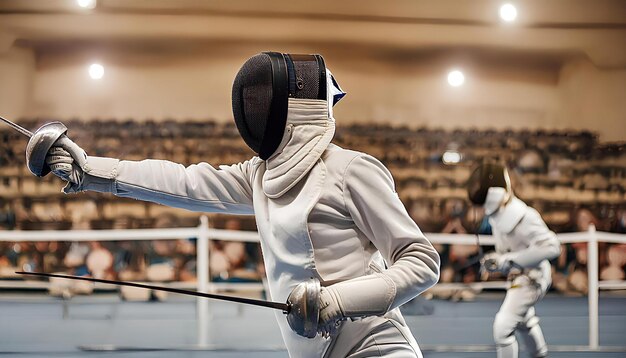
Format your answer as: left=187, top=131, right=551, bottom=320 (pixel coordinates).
left=17, top=271, right=289, bottom=312
left=16, top=271, right=322, bottom=338
left=0, top=115, right=34, bottom=138
left=0, top=115, right=83, bottom=177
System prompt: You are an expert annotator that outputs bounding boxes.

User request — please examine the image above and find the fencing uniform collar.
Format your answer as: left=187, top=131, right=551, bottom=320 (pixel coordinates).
left=263, top=98, right=334, bottom=198
left=484, top=187, right=508, bottom=216
left=261, top=67, right=343, bottom=198
left=490, top=196, right=527, bottom=234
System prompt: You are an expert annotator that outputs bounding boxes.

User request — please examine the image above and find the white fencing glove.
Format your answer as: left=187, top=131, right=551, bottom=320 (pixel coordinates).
left=482, top=252, right=513, bottom=273
left=318, top=287, right=344, bottom=338
left=317, top=274, right=396, bottom=338
left=45, top=136, right=88, bottom=186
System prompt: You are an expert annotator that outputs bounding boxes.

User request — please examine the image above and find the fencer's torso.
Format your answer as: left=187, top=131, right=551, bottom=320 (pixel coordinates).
left=252, top=144, right=419, bottom=357
left=490, top=198, right=533, bottom=254
left=308, top=147, right=387, bottom=282
left=488, top=197, right=558, bottom=290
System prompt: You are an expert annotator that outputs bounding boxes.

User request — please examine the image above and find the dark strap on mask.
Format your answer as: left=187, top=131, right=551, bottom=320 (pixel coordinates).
left=314, top=54, right=327, bottom=101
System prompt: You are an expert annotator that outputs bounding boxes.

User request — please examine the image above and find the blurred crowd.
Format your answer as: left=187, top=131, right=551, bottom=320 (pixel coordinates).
left=0, top=119, right=624, bottom=296
left=0, top=214, right=263, bottom=298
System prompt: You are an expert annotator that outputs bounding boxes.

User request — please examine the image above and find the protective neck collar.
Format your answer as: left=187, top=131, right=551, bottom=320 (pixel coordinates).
left=490, top=196, right=527, bottom=234
left=484, top=187, right=507, bottom=216
left=263, top=98, right=335, bottom=198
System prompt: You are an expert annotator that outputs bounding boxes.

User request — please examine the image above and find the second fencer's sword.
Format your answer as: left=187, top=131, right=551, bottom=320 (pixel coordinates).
left=0, top=115, right=33, bottom=138
left=16, top=271, right=290, bottom=312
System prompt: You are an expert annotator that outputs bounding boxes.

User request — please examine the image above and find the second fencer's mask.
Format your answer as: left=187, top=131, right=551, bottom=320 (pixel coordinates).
left=232, top=52, right=339, bottom=160
left=467, top=163, right=512, bottom=215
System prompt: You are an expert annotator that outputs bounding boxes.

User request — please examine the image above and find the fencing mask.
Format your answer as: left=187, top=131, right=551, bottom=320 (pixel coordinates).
left=467, top=162, right=511, bottom=215
left=232, top=52, right=342, bottom=160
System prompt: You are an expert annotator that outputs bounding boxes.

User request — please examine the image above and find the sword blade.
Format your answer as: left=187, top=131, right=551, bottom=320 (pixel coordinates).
left=456, top=252, right=484, bottom=270
left=16, top=271, right=290, bottom=312
left=0, top=115, right=33, bottom=138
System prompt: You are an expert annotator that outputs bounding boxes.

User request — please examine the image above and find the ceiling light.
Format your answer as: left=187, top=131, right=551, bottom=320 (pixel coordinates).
left=89, top=63, right=104, bottom=80
left=447, top=70, right=465, bottom=87
left=499, top=3, right=517, bottom=22
left=77, top=0, right=97, bottom=9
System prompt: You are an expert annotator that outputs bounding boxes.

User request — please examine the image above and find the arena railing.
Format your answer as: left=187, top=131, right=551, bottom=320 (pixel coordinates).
left=0, top=221, right=624, bottom=350
left=0, top=215, right=260, bottom=348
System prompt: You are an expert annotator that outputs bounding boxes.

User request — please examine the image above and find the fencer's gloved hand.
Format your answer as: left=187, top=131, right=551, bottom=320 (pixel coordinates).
left=318, top=287, right=345, bottom=338
left=482, top=252, right=513, bottom=273
left=317, top=273, right=396, bottom=338
left=45, top=136, right=88, bottom=186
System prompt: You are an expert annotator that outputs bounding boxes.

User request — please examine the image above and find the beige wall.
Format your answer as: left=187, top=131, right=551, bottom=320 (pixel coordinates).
left=0, top=45, right=35, bottom=121
left=29, top=47, right=243, bottom=121
left=557, top=60, right=626, bottom=141
left=9, top=45, right=625, bottom=142
left=328, top=57, right=560, bottom=132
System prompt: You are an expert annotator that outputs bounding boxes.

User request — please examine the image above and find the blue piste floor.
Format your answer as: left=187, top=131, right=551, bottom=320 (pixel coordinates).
left=0, top=292, right=624, bottom=357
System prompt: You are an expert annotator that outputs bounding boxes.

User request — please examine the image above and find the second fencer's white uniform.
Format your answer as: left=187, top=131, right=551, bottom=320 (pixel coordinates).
left=488, top=197, right=561, bottom=358
left=62, top=97, right=440, bottom=357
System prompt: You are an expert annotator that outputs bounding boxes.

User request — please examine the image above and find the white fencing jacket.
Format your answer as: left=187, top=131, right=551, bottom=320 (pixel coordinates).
left=69, top=99, right=440, bottom=357
left=488, top=197, right=561, bottom=291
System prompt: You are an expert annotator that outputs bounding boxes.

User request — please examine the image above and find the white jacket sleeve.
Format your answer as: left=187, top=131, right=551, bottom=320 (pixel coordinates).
left=67, top=156, right=258, bottom=215
left=325, top=155, right=440, bottom=317
left=507, top=209, right=561, bottom=268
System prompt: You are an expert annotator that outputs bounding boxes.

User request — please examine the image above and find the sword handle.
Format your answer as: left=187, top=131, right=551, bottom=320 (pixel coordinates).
left=55, top=135, right=89, bottom=169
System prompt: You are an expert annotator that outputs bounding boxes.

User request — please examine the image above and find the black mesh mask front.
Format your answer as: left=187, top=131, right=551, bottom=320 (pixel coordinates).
left=231, top=52, right=327, bottom=160
left=231, top=54, right=273, bottom=156
left=467, top=163, right=509, bottom=205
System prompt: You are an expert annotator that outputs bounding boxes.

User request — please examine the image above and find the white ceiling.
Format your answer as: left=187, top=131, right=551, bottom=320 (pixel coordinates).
left=0, top=0, right=625, bottom=67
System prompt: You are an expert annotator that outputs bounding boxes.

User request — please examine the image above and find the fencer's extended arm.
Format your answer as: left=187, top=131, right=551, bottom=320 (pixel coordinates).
left=68, top=156, right=258, bottom=215
left=326, top=155, right=440, bottom=318
left=505, top=209, right=561, bottom=268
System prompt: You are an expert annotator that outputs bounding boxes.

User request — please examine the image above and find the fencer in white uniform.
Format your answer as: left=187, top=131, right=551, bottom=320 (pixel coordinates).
left=467, top=163, right=561, bottom=358
left=39, top=52, right=440, bottom=357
